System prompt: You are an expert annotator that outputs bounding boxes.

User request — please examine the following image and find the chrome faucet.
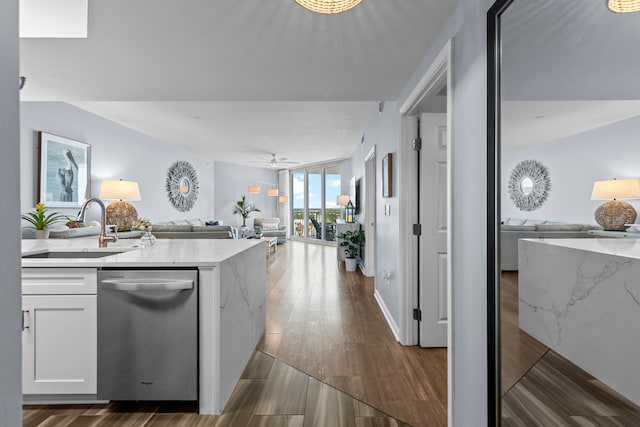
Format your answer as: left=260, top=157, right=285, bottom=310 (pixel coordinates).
left=76, top=198, right=118, bottom=248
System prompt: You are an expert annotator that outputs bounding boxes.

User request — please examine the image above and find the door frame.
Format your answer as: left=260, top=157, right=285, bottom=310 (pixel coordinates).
left=398, top=39, right=453, bottom=424
left=363, top=146, right=376, bottom=277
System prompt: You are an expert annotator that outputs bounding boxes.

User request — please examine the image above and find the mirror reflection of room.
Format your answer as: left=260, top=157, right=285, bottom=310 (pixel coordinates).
left=499, top=0, right=640, bottom=424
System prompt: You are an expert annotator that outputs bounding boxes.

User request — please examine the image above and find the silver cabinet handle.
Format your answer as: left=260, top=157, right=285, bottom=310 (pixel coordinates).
left=22, top=310, right=29, bottom=331
left=101, top=278, right=194, bottom=292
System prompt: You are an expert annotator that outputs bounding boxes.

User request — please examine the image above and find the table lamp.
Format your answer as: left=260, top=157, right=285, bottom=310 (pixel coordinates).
left=337, top=195, right=350, bottom=220
left=591, top=178, right=640, bottom=231
left=99, top=179, right=141, bottom=231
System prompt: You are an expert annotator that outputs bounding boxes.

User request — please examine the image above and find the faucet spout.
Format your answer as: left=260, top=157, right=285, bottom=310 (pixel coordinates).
left=77, top=198, right=118, bottom=248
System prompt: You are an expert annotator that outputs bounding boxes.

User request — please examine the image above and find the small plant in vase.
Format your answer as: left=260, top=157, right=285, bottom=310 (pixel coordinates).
left=337, top=229, right=365, bottom=272
left=132, top=217, right=156, bottom=247
left=21, top=203, right=65, bottom=239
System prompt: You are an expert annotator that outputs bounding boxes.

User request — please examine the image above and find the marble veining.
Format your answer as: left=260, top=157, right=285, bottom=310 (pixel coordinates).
left=519, top=238, right=640, bottom=405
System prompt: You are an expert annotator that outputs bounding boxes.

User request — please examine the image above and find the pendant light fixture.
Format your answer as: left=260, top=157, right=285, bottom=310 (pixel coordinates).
left=294, top=0, right=362, bottom=14
left=608, top=0, right=640, bottom=13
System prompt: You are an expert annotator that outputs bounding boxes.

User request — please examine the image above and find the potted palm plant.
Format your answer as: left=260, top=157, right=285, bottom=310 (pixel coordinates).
left=21, top=203, right=65, bottom=239
left=234, top=195, right=260, bottom=237
left=337, top=229, right=365, bottom=272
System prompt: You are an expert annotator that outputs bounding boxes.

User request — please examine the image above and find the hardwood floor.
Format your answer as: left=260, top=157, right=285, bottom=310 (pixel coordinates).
left=500, top=272, right=548, bottom=394
left=23, top=350, right=408, bottom=426
left=500, top=271, right=640, bottom=425
left=257, top=241, right=447, bottom=427
left=23, top=241, right=445, bottom=426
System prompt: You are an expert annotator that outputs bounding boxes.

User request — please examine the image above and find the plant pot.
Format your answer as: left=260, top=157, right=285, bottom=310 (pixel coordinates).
left=345, top=257, right=357, bottom=272
left=34, top=229, right=50, bottom=239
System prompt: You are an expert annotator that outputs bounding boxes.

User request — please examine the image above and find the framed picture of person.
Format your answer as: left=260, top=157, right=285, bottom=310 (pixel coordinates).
left=37, top=132, right=91, bottom=208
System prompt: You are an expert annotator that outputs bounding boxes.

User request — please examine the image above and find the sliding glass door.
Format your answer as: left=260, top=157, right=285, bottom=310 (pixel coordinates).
left=291, top=163, right=341, bottom=243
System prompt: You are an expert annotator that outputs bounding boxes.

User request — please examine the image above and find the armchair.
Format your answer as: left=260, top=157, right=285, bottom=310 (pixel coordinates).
left=253, top=217, right=287, bottom=243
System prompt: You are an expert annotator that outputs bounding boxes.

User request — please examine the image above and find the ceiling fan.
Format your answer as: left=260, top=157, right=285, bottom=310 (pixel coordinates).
left=249, top=153, right=299, bottom=168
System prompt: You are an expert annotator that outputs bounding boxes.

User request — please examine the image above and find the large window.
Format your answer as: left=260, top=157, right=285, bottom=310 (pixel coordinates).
left=291, top=163, right=342, bottom=243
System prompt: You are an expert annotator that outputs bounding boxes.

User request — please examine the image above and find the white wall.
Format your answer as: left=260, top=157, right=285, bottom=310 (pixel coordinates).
left=20, top=102, right=215, bottom=224
left=397, top=0, right=492, bottom=424
left=0, top=0, right=22, bottom=425
left=350, top=103, right=401, bottom=322
left=213, top=161, right=279, bottom=229
left=502, top=116, right=640, bottom=224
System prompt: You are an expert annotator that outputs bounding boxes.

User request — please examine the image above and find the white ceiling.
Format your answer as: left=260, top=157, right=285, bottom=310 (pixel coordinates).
left=500, top=0, right=640, bottom=151
left=501, top=101, right=640, bottom=153
left=19, top=0, right=457, bottom=167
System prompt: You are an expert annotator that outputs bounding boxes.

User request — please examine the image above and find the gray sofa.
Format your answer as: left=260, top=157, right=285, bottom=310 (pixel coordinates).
left=254, top=217, right=287, bottom=243
left=500, top=219, right=597, bottom=271
left=150, top=224, right=236, bottom=239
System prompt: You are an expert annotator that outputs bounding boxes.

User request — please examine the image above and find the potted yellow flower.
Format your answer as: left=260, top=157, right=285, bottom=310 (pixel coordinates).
left=21, top=203, right=65, bottom=239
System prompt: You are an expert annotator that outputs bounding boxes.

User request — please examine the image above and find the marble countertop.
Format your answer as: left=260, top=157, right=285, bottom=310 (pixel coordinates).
left=21, top=237, right=263, bottom=268
left=521, top=237, right=640, bottom=260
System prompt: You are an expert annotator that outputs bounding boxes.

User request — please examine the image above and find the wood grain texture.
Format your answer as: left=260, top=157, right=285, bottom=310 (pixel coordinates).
left=258, top=241, right=447, bottom=426
left=501, top=272, right=640, bottom=425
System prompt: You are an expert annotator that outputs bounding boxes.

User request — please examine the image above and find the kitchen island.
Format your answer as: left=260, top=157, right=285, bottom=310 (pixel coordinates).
left=21, top=237, right=266, bottom=415
left=519, top=238, right=640, bottom=405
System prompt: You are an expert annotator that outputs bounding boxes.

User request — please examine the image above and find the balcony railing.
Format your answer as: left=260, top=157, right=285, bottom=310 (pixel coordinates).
left=292, top=208, right=340, bottom=241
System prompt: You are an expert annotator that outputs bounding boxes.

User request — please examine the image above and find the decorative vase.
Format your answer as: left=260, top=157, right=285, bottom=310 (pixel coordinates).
left=345, top=257, right=357, bottom=272
left=140, top=231, right=156, bottom=248
left=34, top=229, right=50, bottom=239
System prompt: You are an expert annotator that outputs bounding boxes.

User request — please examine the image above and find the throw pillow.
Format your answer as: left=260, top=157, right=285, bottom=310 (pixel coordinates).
left=206, top=220, right=220, bottom=226
left=262, top=223, right=279, bottom=231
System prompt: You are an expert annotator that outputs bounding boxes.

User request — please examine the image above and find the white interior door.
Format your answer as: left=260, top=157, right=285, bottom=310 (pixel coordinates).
left=419, top=113, right=448, bottom=347
left=364, top=148, right=376, bottom=277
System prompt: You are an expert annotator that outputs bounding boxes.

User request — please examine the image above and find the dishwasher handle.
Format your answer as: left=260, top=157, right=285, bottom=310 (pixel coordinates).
left=101, top=278, right=194, bottom=292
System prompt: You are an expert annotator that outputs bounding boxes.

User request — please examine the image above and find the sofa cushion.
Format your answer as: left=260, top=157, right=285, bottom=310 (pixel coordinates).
left=505, top=218, right=527, bottom=225
left=261, top=223, right=280, bottom=231
left=535, top=224, right=584, bottom=232
left=192, top=225, right=233, bottom=233
left=501, top=225, right=536, bottom=231
left=152, top=224, right=192, bottom=232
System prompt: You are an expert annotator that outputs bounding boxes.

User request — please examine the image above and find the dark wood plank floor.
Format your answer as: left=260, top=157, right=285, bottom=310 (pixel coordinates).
left=500, top=271, right=640, bottom=425
left=257, top=241, right=447, bottom=427
left=24, top=350, right=408, bottom=426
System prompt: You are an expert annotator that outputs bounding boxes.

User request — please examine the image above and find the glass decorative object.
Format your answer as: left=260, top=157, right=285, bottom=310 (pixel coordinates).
left=140, top=231, right=156, bottom=248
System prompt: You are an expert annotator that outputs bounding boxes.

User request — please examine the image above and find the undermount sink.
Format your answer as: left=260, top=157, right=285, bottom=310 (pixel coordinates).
left=23, top=251, right=125, bottom=259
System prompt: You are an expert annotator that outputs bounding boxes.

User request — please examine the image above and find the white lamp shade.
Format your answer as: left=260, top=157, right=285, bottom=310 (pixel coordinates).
left=267, top=188, right=279, bottom=197
left=99, top=180, right=141, bottom=201
left=337, top=195, right=350, bottom=206
left=591, top=178, right=640, bottom=200
left=278, top=195, right=289, bottom=203
left=248, top=185, right=261, bottom=194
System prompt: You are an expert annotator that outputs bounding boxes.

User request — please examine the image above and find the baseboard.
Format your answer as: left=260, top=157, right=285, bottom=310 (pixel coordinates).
left=374, top=289, right=400, bottom=342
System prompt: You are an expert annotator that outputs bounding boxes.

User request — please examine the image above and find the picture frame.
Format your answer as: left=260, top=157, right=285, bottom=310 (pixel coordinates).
left=382, top=153, right=392, bottom=198
left=38, top=132, right=91, bottom=208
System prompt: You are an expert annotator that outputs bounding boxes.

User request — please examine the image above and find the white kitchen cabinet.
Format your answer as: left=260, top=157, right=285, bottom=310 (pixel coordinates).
left=22, top=268, right=97, bottom=395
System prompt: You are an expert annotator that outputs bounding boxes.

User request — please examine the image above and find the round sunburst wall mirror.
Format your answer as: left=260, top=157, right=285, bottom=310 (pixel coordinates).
left=166, top=160, right=199, bottom=212
left=507, top=159, right=551, bottom=211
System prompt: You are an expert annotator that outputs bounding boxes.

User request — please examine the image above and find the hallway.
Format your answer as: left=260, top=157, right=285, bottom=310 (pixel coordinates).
left=258, top=241, right=447, bottom=427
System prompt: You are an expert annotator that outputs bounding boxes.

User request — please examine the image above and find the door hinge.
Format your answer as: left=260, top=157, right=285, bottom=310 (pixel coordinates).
left=413, top=308, right=422, bottom=321
left=413, top=224, right=422, bottom=236
left=413, top=137, right=422, bottom=151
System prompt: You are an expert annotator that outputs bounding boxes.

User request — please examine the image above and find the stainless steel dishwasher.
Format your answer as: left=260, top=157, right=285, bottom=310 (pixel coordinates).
left=97, top=269, right=198, bottom=401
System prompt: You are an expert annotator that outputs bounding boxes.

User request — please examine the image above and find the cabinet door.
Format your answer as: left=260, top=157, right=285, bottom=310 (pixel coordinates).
left=22, top=295, right=97, bottom=395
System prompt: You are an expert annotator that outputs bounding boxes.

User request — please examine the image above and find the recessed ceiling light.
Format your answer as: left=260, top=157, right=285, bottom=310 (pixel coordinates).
left=294, top=0, right=363, bottom=14
left=608, top=0, right=640, bottom=13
